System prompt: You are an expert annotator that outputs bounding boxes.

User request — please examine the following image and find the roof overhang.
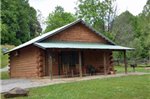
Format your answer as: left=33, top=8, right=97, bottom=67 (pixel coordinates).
left=6, top=19, right=117, bottom=54
left=33, top=41, right=134, bottom=51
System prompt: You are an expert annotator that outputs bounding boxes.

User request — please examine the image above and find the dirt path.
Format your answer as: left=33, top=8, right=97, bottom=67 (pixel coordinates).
left=1, top=72, right=149, bottom=93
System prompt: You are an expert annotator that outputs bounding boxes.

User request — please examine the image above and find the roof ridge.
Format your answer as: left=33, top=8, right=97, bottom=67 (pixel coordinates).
left=7, top=19, right=115, bottom=53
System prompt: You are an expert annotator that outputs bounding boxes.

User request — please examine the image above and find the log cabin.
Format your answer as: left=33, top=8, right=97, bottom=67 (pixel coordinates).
left=7, top=19, right=133, bottom=79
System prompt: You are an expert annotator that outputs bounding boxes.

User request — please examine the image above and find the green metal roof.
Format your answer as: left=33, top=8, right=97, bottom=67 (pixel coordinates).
left=34, top=41, right=133, bottom=50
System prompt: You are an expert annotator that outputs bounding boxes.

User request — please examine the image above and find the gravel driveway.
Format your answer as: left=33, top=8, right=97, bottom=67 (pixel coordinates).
left=1, top=79, right=41, bottom=93
left=1, top=72, right=149, bottom=93
left=1, top=78, right=65, bottom=93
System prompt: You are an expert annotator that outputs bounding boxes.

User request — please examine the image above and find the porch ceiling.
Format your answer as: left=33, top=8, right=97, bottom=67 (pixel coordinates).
left=34, top=41, right=134, bottom=50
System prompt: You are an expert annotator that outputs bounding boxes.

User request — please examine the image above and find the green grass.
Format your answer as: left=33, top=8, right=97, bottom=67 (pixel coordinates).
left=0, top=45, right=15, bottom=68
left=115, top=66, right=150, bottom=73
left=1, top=52, right=9, bottom=68
left=3, top=74, right=149, bottom=99
left=0, top=71, right=10, bottom=79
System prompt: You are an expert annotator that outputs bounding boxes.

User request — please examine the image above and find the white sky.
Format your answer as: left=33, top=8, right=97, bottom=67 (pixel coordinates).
left=29, top=0, right=147, bottom=29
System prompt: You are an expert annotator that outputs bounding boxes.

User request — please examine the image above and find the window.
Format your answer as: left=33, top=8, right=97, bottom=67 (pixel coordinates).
left=61, top=51, right=79, bottom=67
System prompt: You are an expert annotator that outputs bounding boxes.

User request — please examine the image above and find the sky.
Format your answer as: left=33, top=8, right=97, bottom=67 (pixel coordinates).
left=29, top=0, right=147, bottom=29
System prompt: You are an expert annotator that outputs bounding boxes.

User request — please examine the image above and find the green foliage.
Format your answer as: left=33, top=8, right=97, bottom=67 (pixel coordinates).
left=112, top=11, right=136, bottom=46
left=112, top=0, right=150, bottom=59
left=0, top=71, right=10, bottom=79
left=137, top=0, right=150, bottom=49
left=44, top=6, right=76, bottom=33
left=1, top=0, right=42, bottom=46
left=111, top=11, right=138, bottom=59
left=76, top=0, right=116, bottom=33
left=129, top=38, right=144, bottom=58
left=134, top=0, right=150, bottom=58
left=10, top=75, right=150, bottom=99
left=1, top=45, right=15, bottom=68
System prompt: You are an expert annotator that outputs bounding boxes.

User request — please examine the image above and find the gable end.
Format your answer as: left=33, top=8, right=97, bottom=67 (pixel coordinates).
left=44, top=22, right=110, bottom=44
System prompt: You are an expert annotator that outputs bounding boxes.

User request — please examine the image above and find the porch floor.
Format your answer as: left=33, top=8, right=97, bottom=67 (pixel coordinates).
left=1, top=72, right=149, bottom=93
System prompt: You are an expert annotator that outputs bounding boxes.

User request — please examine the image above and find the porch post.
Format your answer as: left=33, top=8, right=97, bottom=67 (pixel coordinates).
left=124, top=50, right=127, bottom=74
left=79, top=51, right=82, bottom=77
left=103, top=52, right=107, bottom=75
left=49, top=52, right=53, bottom=80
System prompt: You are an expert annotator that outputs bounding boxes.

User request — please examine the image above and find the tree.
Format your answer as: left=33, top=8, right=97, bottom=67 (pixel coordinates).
left=75, top=0, right=117, bottom=33
left=111, top=11, right=146, bottom=59
left=112, top=11, right=137, bottom=46
left=111, top=11, right=140, bottom=60
left=44, top=6, right=76, bottom=33
left=136, top=0, right=150, bottom=58
left=112, top=0, right=150, bottom=59
left=1, top=0, right=42, bottom=45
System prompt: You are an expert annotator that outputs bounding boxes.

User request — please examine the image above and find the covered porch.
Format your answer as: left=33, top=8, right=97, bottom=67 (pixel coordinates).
left=45, top=49, right=114, bottom=78
left=34, top=41, right=132, bottom=79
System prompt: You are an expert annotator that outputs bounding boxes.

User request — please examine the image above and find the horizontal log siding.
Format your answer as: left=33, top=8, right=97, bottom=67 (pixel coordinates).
left=9, top=45, right=41, bottom=78
left=45, top=23, right=108, bottom=43
left=83, top=50, right=113, bottom=73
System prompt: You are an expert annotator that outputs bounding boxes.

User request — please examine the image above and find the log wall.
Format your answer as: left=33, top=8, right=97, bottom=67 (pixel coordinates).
left=9, top=45, right=45, bottom=78
left=45, top=23, right=109, bottom=44
left=83, top=50, right=113, bottom=74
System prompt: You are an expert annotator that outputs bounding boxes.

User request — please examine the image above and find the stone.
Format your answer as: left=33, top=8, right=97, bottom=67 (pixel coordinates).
left=3, top=87, right=29, bottom=98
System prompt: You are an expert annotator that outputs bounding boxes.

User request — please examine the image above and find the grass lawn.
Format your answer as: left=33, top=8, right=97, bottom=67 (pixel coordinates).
left=0, top=45, right=15, bottom=68
left=0, top=71, right=10, bottom=79
left=3, top=74, right=149, bottom=99
left=115, top=66, right=150, bottom=73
